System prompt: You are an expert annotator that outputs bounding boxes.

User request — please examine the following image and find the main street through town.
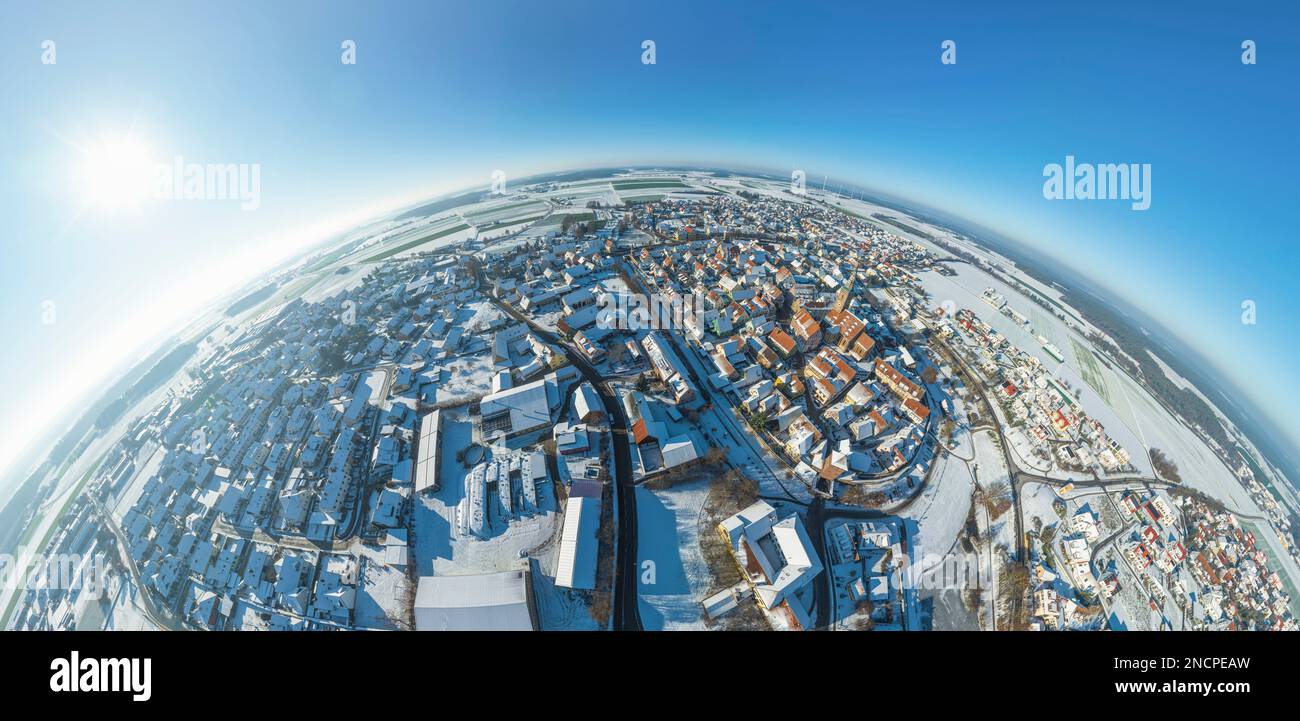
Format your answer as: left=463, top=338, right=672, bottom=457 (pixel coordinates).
left=471, top=257, right=642, bottom=631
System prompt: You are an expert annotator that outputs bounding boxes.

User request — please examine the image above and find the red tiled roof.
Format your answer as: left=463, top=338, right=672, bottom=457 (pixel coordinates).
left=903, top=397, right=930, bottom=421
left=769, top=328, right=796, bottom=354
left=631, top=418, right=653, bottom=445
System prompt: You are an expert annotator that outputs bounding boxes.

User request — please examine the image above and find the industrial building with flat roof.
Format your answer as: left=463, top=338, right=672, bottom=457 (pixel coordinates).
left=479, top=376, right=556, bottom=440
left=414, top=409, right=441, bottom=493
left=555, top=481, right=601, bottom=590
left=414, top=569, right=537, bottom=631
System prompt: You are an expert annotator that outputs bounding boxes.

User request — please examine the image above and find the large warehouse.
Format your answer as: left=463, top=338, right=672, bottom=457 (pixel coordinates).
left=555, top=481, right=602, bottom=590
left=413, top=409, right=441, bottom=494
left=413, top=569, right=537, bottom=631
left=478, top=376, right=556, bottom=441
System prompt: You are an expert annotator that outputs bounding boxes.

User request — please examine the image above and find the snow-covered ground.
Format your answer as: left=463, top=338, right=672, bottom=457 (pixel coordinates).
left=898, top=422, right=986, bottom=631
left=432, top=353, right=496, bottom=405
left=900, top=425, right=975, bottom=562
left=353, top=549, right=411, bottom=630
left=230, top=601, right=272, bottom=631
left=411, top=411, right=559, bottom=577
left=100, top=572, right=158, bottom=631
left=358, top=215, right=477, bottom=261
left=1020, top=480, right=1065, bottom=539
left=971, top=430, right=1017, bottom=556
left=635, top=480, right=714, bottom=630
left=298, top=264, right=370, bottom=304
left=531, top=557, right=600, bottom=631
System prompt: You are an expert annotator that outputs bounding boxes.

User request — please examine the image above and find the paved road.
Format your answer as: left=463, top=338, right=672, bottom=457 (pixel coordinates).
left=936, top=333, right=1266, bottom=628
left=618, top=261, right=804, bottom=501
left=471, top=258, right=642, bottom=631
left=807, top=499, right=902, bottom=629
left=1089, top=522, right=1135, bottom=578
left=90, top=497, right=186, bottom=631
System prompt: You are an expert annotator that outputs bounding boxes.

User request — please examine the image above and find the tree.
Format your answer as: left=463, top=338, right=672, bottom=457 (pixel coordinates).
left=1151, top=448, right=1182, bottom=483
left=712, top=469, right=759, bottom=510
left=997, top=562, right=1031, bottom=630
left=841, top=485, right=887, bottom=508
left=588, top=592, right=612, bottom=627
left=980, top=480, right=1013, bottom=520
left=606, top=342, right=626, bottom=364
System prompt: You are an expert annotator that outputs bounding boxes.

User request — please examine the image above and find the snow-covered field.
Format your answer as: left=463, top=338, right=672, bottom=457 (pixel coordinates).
left=635, top=481, right=714, bottom=630
left=901, top=426, right=975, bottom=561
left=1019, top=480, right=1065, bottom=538
left=916, top=266, right=1151, bottom=478
left=1103, top=366, right=1245, bottom=499
left=298, top=264, right=371, bottom=304
left=463, top=200, right=549, bottom=226
left=971, top=430, right=1016, bottom=556
left=541, top=186, right=623, bottom=208
left=433, top=353, right=496, bottom=405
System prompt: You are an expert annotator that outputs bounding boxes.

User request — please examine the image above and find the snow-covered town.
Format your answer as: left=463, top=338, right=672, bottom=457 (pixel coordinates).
left=5, top=170, right=1296, bottom=634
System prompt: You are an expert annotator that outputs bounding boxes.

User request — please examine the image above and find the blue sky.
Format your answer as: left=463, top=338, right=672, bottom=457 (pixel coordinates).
left=1, top=0, right=1297, bottom=479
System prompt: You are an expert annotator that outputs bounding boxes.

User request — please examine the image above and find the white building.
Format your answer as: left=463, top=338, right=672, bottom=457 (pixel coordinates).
left=414, top=570, right=536, bottom=631
left=479, top=377, right=555, bottom=440
left=718, top=500, right=823, bottom=630
left=574, top=383, right=604, bottom=424
left=660, top=434, right=705, bottom=469
left=555, top=484, right=601, bottom=590
left=414, top=409, right=441, bottom=493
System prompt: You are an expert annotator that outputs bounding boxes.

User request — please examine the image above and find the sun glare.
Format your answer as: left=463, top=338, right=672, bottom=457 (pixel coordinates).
left=75, top=134, right=157, bottom=211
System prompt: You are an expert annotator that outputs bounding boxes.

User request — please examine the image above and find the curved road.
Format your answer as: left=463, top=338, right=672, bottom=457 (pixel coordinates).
left=471, top=258, right=642, bottom=631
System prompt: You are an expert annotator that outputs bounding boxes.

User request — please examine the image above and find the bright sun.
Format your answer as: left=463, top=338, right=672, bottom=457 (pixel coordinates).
left=75, top=134, right=157, bottom=211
